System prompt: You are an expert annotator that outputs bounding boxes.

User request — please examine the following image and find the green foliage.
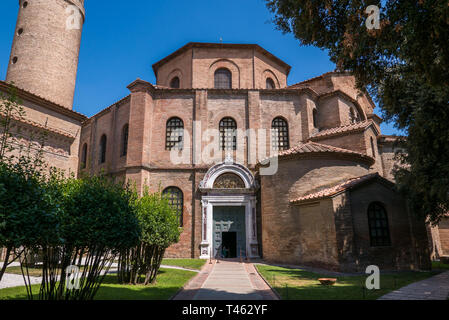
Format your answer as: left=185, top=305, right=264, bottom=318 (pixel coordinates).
left=59, top=175, right=140, bottom=251
left=265, top=0, right=449, bottom=223
left=135, top=188, right=181, bottom=248
left=31, top=174, right=142, bottom=300
left=118, top=187, right=181, bottom=285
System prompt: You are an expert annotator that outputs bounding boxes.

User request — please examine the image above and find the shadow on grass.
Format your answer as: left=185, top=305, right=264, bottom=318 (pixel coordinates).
left=0, top=268, right=196, bottom=301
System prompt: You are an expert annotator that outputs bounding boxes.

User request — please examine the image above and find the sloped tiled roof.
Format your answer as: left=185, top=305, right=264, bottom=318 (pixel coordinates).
left=277, top=141, right=364, bottom=157
left=287, top=71, right=345, bottom=89
left=309, top=120, right=378, bottom=140
left=152, top=42, right=292, bottom=76
left=290, top=173, right=388, bottom=204
left=0, top=81, right=87, bottom=122
left=1, top=112, right=76, bottom=139
left=259, top=141, right=374, bottom=166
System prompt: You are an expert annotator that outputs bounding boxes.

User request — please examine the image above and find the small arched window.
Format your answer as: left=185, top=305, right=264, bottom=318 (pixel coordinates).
left=214, top=68, right=232, bottom=89
left=312, top=109, right=318, bottom=128
left=170, top=77, right=180, bottom=89
left=368, top=202, right=391, bottom=247
left=99, top=135, right=107, bottom=164
left=370, top=137, right=376, bottom=157
left=163, top=187, right=183, bottom=227
left=266, top=78, right=275, bottom=89
left=219, top=117, right=237, bottom=151
left=271, top=117, right=290, bottom=151
left=121, top=124, right=129, bottom=157
left=81, top=143, right=87, bottom=169
left=166, top=117, right=184, bottom=150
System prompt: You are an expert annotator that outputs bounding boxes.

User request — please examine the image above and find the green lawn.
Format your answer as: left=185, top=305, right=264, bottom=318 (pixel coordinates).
left=432, top=261, right=449, bottom=270
left=4, top=259, right=206, bottom=276
left=161, top=259, right=206, bottom=270
left=5, top=265, right=88, bottom=277
left=0, top=268, right=196, bottom=300
left=256, top=265, right=440, bottom=300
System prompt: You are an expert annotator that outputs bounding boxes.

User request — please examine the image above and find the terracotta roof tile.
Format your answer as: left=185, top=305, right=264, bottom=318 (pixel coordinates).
left=310, top=120, right=376, bottom=140
left=291, top=173, right=381, bottom=204
left=287, top=71, right=348, bottom=89
left=277, top=141, right=365, bottom=158
left=2, top=112, right=76, bottom=139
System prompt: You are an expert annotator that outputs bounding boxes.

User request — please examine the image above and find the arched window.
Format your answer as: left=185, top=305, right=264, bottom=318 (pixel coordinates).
left=271, top=117, right=290, bottom=151
left=219, top=117, right=237, bottom=151
left=349, top=108, right=357, bottom=124
left=312, top=109, right=318, bottom=128
left=266, top=78, right=275, bottom=89
left=166, top=117, right=184, bottom=151
left=121, top=124, right=129, bottom=157
left=163, top=187, right=183, bottom=227
left=170, top=76, right=180, bottom=89
left=370, top=137, right=376, bottom=157
left=81, top=143, right=87, bottom=169
left=99, top=135, right=107, bottom=164
left=214, top=68, right=232, bottom=89
left=368, top=202, right=391, bottom=247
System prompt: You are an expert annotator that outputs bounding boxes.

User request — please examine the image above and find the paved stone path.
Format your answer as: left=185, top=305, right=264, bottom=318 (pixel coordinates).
left=173, top=260, right=278, bottom=300
left=0, top=273, right=41, bottom=289
left=378, top=271, right=449, bottom=300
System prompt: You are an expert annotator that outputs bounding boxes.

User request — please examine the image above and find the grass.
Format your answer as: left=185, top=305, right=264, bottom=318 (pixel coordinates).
left=4, top=259, right=206, bottom=276
left=161, top=259, right=206, bottom=270
left=5, top=265, right=86, bottom=277
left=0, top=268, right=196, bottom=300
left=256, top=264, right=440, bottom=300
left=432, top=261, right=449, bottom=270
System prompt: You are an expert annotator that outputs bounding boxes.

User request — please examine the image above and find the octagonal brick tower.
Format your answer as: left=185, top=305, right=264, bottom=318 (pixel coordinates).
left=6, top=0, right=85, bottom=109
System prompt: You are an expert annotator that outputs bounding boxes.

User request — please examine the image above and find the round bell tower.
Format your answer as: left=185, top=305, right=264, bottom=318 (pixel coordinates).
left=6, top=0, right=85, bottom=109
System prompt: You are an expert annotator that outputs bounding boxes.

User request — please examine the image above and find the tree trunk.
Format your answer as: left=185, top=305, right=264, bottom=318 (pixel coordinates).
left=0, top=246, right=12, bottom=282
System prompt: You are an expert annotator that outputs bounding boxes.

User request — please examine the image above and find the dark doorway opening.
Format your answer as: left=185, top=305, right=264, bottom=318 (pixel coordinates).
left=222, top=232, right=237, bottom=258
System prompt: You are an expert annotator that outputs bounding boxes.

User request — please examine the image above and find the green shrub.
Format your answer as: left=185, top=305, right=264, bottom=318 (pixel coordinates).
left=118, top=187, right=181, bottom=285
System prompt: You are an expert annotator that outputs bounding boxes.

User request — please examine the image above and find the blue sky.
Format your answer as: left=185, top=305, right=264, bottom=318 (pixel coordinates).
left=0, top=0, right=400, bottom=135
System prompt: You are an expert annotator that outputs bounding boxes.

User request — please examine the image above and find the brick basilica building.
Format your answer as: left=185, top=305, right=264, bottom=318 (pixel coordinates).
left=1, top=0, right=448, bottom=272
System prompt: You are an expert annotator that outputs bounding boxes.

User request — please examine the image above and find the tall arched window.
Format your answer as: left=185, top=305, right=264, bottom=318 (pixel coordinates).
left=368, top=202, right=391, bottom=247
left=99, top=135, right=107, bottom=164
left=214, top=68, right=232, bottom=89
left=170, top=77, right=180, bottom=89
left=370, top=137, right=376, bottom=157
left=166, top=117, right=184, bottom=151
left=81, top=143, right=87, bottom=169
left=219, top=117, right=237, bottom=151
left=121, top=124, right=129, bottom=157
left=313, top=109, right=318, bottom=128
left=271, top=117, right=289, bottom=151
left=266, top=78, right=275, bottom=89
left=163, top=187, right=183, bottom=227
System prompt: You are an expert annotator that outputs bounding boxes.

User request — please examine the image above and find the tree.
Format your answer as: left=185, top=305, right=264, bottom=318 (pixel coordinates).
left=0, top=88, right=50, bottom=282
left=265, top=0, right=449, bottom=223
left=118, top=187, right=181, bottom=285
left=27, top=175, right=141, bottom=300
